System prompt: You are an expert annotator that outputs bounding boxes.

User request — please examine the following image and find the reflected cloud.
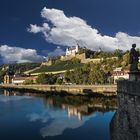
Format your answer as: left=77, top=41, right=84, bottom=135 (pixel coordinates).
left=27, top=110, right=50, bottom=123
left=40, top=117, right=84, bottom=137
left=27, top=95, right=116, bottom=137
left=27, top=108, right=96, bottom=137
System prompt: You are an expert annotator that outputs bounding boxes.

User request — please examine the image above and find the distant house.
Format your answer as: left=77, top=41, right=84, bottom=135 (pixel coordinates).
left=4, top=74, right=13, bottom=84
left=112, top=67, right=129, bottom=83
left=4, top=74, right=37, bottom=85
left=12, top=76, right=37, bottom=84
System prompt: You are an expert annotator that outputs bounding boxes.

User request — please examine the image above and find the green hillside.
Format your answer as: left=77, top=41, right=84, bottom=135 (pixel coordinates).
left=32, top=60, right=84, bottom=73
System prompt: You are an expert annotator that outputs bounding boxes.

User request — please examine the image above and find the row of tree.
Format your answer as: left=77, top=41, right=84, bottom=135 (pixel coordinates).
left=64, top=64, right=108, bottom=84
left=32, top=73, right=63, bottom=85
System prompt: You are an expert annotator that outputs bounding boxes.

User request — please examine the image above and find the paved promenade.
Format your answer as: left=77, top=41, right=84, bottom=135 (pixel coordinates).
left=0, top=84, right=117, bottom=96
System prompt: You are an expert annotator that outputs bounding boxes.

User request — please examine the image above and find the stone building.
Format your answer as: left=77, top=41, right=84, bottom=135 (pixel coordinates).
left=12, top=76, right=37, bottom=84
left=66, top=44, right=79, bottom=56
left=3, top=73, right=37, bottom=84
left=111, top=67, right=129, bottom=83
left=4, top=74, right=13, bottom=84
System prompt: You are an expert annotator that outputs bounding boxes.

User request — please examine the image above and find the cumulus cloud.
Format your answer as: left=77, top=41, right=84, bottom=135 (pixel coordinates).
left=28, top=7, right=140, bottom=51
left=0, top=45, right=46, bottom=63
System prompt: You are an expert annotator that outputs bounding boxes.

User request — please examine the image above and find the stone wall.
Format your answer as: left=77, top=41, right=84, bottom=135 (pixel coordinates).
left=60, top=53, right=86, bottom=61
left=117, top=80, right=140, bottom=96
left=110, top=93, right=140, bottom=140
left=81, top=58, right=101, bottom=63
left=0, top=84, right=117, bottom=96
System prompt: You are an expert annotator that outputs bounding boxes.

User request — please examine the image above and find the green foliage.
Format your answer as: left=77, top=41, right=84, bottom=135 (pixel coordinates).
left=24, top=80, right=34, bottom=85
left=113, top=49, right=123, bottom=58
left=36, top=73, right=47, bottom=84
left=92, top=49, right=124, bottom=59
left=36, top=73, right=58, bottom=84
left=0, top=71, right=6, bottom=83
left=1, top=63, right=41, bottom=75
left=78, top=47, right=86, bottom=54
left=85, top=49, right=95, bottom=58
left=71, top=57, right=81, bottom=64
left=138, top=63, right=140, bottom=69
left=33, top=60, right=83, bottom=73
left=65, top=63, right=107, bottom=85
left=0, top=65, right=7, bottom=83
left=89, top=64, right=106, bottom=84
left=121, top=52, right=129, bottom=69
left=56, top=78, right=63, bottom=85
left=108, top=77, right=114, bottom=84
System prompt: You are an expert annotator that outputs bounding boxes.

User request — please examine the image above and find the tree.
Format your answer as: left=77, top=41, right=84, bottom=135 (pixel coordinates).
left=114, top=49, right=123, bottom=58
left=36, top=73, right=58, bottom=84
left=36, top=73, right=47, bottom=84
left=108, top=77, right=114, bottom=84
left=56, top=78, right=63, bottom=85
left=24, top=80, right=34, bottom=85
left=89, top=64, right=106, bottom=84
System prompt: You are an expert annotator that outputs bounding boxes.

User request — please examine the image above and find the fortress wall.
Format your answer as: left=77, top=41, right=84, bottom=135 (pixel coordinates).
left=75, top=53, right=86, bottom=60
left=81, top=58, right=102, bottom=64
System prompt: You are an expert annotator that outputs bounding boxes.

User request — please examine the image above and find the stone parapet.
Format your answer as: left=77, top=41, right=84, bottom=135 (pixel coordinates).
left=117, top=80, right=140, bottom=96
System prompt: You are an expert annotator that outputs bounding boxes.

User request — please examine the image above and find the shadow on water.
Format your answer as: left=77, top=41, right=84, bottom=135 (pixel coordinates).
left=110, top=93, right=140, bottom=140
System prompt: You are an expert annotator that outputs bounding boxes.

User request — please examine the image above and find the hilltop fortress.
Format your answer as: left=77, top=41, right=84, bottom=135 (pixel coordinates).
left=42, top=44, right=118, bottom=66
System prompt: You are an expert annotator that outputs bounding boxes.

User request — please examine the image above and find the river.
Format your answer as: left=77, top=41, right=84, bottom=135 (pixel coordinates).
left=0, top=90, right=117, bottom=140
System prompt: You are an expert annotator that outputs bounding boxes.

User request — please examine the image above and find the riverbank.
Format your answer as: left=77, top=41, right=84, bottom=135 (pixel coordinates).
left=0, top=84, right=117, bottom=96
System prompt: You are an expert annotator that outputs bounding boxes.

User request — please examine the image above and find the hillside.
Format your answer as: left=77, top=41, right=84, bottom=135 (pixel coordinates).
left=32, top=60, right=84, bottom=73
left=8, top=63, right=41, bottom=73
left=0, top=63, right=41, bottom=83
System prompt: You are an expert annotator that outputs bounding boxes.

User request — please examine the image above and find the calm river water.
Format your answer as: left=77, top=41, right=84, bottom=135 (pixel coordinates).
left=0, top=90, right=117, bottom=140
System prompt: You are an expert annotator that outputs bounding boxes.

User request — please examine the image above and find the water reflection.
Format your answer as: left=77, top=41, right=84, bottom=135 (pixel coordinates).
left=28, top=93, right=117, bottom=137
left=0, top=90, right=32, bottom=102
left=110, top=93, right=140, bottom=140
left=42, top=95, right=117, bottom=119
left=0, top=90, right=117, bottom=139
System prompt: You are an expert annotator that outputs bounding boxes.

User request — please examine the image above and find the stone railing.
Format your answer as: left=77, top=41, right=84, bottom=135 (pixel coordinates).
left=117, top=80, right=140, bottom=96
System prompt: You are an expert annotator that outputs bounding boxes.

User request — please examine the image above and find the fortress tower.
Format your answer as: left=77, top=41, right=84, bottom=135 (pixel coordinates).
left=66, top=44, right=79, bottom=56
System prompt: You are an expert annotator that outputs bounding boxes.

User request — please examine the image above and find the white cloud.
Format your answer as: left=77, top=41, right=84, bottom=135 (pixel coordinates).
left=48, top=46, right=65, bottom=57
left=28, top=7, right=140, bottom=51
left=0, top=45, right=46, bottom=63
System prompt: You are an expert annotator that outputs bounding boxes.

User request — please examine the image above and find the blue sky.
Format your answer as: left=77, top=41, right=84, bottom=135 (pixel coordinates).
left=0, top=0, right=140, bottom=63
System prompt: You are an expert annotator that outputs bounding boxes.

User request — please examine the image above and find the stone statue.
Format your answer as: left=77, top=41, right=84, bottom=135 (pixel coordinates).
left=129, top=44, right=139, bottom=71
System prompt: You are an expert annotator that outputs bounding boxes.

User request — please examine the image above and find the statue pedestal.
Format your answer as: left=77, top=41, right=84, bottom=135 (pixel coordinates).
left=129, top=71, right=140, bottom=82
left=117, top=71, right=140, bottom=96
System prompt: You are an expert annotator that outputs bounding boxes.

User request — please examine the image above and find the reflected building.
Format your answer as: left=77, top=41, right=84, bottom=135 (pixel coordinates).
left=110, top=93, right=140, bottom=140
left=42, top=96, right=117, bottom=120
left=4, top=90, right=17, bottom=96
left=4, top=90, right=10, bottom=96
left=67, top=106, right=82, bottom=120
